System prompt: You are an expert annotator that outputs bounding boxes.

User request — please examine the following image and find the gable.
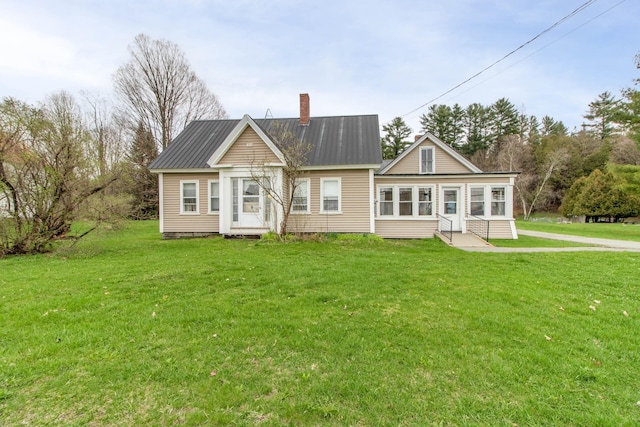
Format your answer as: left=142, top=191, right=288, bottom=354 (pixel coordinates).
left=379, top=133, right=481, bottom=175
left=215, top=127, right=281, bottom=165
left=384, top=140, right=474, bottom=174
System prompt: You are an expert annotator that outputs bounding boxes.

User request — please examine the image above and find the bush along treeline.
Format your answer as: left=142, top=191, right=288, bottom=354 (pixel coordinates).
left=0, top=34, right=227, bottom=256
left=383, top=53, right=640, bottom=221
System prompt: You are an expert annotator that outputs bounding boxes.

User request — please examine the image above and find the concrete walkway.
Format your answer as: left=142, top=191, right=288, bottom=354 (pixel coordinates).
left=446, top=230, right=640, bottom=253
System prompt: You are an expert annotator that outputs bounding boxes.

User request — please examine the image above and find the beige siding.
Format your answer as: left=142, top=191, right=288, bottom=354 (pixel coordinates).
left=288, top=169, right=372, bottom=233
left=386, top=141, right=473, bottom=174
left=162, top=173, right=220, bottom=233
left=375, top=220, right=437, bottom=238
left=488, top=220, right=516, bottom=239
left=218, top=128, right=280, bottom=165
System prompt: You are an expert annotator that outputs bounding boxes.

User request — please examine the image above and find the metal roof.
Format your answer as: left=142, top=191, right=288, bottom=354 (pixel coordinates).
left=149, top=115, right=382, bottom=169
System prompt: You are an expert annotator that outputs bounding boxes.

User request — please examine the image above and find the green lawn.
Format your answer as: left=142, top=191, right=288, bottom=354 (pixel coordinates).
left=1, top=221, right=639, bottom=426
left=516, top=219, right=640, bottom=242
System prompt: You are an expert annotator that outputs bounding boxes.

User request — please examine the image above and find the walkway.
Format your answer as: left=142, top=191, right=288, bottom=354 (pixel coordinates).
left=443, top=230, right=640, bottom=253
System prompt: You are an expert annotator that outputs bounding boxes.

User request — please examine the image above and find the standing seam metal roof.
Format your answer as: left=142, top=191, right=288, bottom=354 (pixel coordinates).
left=149, top=115, right=382, bottom=169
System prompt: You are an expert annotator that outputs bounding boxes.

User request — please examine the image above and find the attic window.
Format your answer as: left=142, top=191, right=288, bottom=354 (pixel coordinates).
left=420, top=147, right=434, bottom=174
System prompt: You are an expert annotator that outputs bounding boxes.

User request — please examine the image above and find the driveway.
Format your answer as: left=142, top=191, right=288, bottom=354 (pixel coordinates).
left=457, top=229, right=640, bottom=253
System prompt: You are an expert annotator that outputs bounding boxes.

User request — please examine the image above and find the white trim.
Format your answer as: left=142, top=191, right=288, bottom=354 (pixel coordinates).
left=301, top=164, right=382, bottom=171
left=291, top=178, right=311, bottom=214
left=509, top=218, right=519, bottom=239
left=419, top=146, right=435, bottom=174
left=378, top=132, right=482, bottom=174
left=158, top=173, right=164, bottom=233
left=374, top=173, right=518, bottom=179
left=180, top=180, right=200, bottom=215
left=206, top=115, right=286, bottom=166
left=207, top=179, right=220, bottom=214
left=439, top=185, right=464, bottom=232
left=320, top=177, right=342, bottom=214
left=369, top=169, right=375, bottom=233
left=490, top=185, right=507, bottom=217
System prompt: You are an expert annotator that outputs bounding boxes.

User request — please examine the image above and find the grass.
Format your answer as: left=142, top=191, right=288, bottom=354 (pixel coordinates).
left=516, top=218, right=640, bottom=242
left=1, top=221, right=640, bottom=425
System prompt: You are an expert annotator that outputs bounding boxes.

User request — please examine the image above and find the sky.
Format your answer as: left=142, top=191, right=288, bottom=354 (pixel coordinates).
left=1, top=0, right=638, bottom=136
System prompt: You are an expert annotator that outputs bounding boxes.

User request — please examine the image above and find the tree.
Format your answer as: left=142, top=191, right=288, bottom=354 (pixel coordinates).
left=489, top=98, right=520, bottom=152
left=250, top=122, right=312, bottom=237
left=419, top=104, right=465, bottom=149
left=540, top=116, right=567, bottom=137
left=583, top=91, right=620, bottom=141
left=461, top=103, right=492, bottom=157
left=616, top=53, right=640, bottom=144
left=114, top=34, right=227, bottom=151
left=0, top=94, right=122, bottom=256
left=560, top=169, right=640, bottom=221
left=126, top=122, right=159, bottom=219
left=381, top=117, right=412, bottom=159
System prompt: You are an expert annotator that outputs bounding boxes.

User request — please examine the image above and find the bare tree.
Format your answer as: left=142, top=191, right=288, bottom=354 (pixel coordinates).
left=0, top=93, right=123, bottom=256
left=250, top=122, right=312, bottom=236
left=113, top=34, right=227, bottom=151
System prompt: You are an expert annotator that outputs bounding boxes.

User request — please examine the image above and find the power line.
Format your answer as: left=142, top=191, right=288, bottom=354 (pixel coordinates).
left=397, top=0, right=601, bottom=121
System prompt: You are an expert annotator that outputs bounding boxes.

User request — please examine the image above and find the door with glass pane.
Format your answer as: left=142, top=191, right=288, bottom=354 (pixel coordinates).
left=239, top=178, right=263, bottom=227
left=442, top=187, right=461, bottom=231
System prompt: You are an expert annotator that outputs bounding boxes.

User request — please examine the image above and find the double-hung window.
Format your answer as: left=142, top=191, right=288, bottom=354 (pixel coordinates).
left=181, top=180, right=199, bottom=214
left=399, top=187, right=413, bottom=216
left=321, top=178, right=341, bottom=213
left=379, top=187, right=393, bottom=216
left=420, top=147, right=434, bottom=174
left=491, top=187, right=506, bottom=216
left=470, top=187, right=485, bottom=216
left=208, top=180, right=219, bottom=214
left=418, top=187, right=432, bottom=216
left=292, top=179, right=310, bottom=213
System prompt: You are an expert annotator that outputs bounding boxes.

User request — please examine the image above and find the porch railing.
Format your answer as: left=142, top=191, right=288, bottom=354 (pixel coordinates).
left=467, top=215, right=490, bottom=242
left=437, top=214, right=453, bottom=243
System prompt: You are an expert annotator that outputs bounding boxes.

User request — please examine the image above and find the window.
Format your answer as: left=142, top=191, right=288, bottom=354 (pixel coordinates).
left=292, top=179, right=310, bottom=213
left=470, top=187, right=485, bottom=216
left=491, top=187, right=506, bottom=216
left=208, top=180, right=219, bottom=213
left=379, top=187, right=393, bottom=216
left=420, top=147, right=434, bottom=174
left=399, top=187, right=413, bottom=216
left=321, top=178, right=341, bottom=213
left=232, top=178, right=238, bottom=221
left=418, top=187, right=432, bottom=216
left=377, top=185, right=435, bottom=218
left=181, top=180, right=199, bottom=214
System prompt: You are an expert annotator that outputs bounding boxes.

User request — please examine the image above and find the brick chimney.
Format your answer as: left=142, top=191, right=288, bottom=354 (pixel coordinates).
left=414, top=134, right=422, bottom=142
left=299, top=93, right=310, bottom=125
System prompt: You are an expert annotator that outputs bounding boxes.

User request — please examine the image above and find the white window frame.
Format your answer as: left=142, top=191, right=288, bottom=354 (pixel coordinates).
left=320, top=177, right=341, bottom=214
left=419, top=147, right=435, bottom=174
left=378, top=186, right=394, bottom=217
left=208, top=179, right=219, bottom=214
left=469, top=186, right=486, bottom=217
left=180, top=180, right=199, bottom=215
left=291, top=178, right=310, bottom=214
left=490, top=186, right=506, bottom=217
left=376, top=185, right=435, bottom=218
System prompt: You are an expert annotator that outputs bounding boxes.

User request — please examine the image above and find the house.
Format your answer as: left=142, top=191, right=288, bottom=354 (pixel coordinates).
left=149, top=94, right=518, bottom=240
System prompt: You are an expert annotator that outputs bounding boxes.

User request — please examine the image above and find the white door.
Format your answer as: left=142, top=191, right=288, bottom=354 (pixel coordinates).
left=239, top=179, right=263, bottom=228
left=442, top=187, right=461, bottom=231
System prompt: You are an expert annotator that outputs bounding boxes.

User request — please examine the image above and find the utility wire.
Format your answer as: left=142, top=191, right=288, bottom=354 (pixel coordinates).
left=397, top=0, right=601, bottom=120
left=437, top=0, right=626, bottom=107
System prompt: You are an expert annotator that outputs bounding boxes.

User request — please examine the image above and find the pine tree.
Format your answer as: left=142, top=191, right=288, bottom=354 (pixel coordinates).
left=381, top=117, right=412, bottom=159
left=127, top=122, right=159, bottom=219
left=583, top=91, right=619, bottom=141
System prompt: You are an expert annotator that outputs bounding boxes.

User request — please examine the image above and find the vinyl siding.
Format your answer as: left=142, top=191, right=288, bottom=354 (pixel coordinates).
left=217, top=128, right=280, bottom=165
left=162, top=173, right=220, bottom=233
left=375, top=220, right=437, bottom=238
left=487, top=220, right=516, bottom=239
left=385, top=141, right=472, bottom=174
left=288, top=169, right=372, bottom=233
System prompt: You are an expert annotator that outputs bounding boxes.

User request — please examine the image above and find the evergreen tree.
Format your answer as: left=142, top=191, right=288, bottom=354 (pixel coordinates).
left=127, top=122, right=159, bottom=219
left=583, top=91, right=620, bottom=141
left=381, top=117, right=412, bottom=159
left=461, top=103, right=492, bottom=156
